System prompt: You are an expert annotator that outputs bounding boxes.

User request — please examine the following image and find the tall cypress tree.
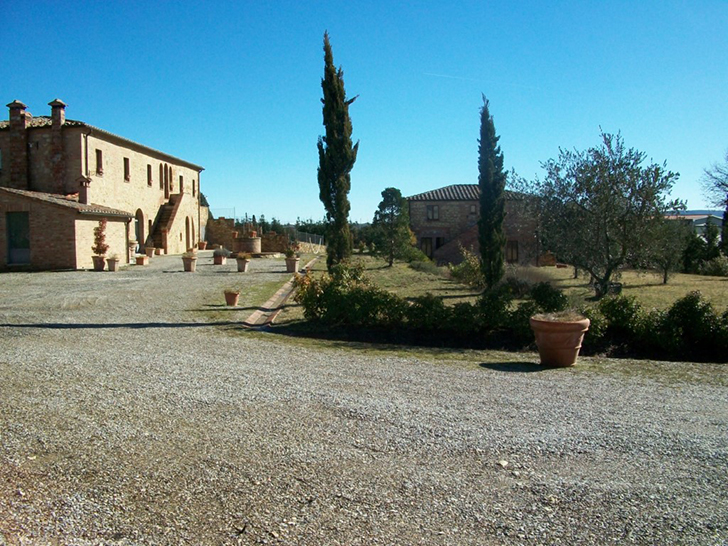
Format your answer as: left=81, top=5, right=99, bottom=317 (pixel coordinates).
left=317, top=31, right=359, bottom=270
left=721, top=196, right=728, bottom=256
left=477, top=95, right=506, bottom=289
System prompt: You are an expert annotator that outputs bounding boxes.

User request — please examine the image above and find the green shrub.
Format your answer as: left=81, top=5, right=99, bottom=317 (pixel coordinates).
left=406, top=293, right=451, bottom=331
left=502, top=276, right=532, bottom=298
left=329, top=261, right=367, bottom=286
left=400, top=245, right=431, bottom=264
left=450, top=302, right=482, bottom=336
left=637, top=307, right=671, bottom=355
left=663, top=291, right=722, bottom=352
left=508, top=301, right=540, bottom=345
left=293, top=264, right=409, bottom=328
left=336, top=285, right=405, bottom=327
left=477, top=285, right=513, bottom=331
left=448, top=246, right=484, bottom=288
left=598, top=295, right=644, bottom=339
left=698, top=256, right=728, bottom=277
left=530, top=282, right=568, bottom=313
left=579, top=306, right=607, bottom=351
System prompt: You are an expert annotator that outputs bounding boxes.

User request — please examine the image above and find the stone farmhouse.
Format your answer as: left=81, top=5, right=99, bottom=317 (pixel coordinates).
left=0, top=99, right=204, bottom=270
left=407, top=184, right=538, bottom=265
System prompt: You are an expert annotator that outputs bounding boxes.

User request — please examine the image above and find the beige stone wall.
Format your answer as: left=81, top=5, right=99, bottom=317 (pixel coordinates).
left=0, top=132, right=11, bottom=187
left=1, top=107, right=204, bottom=268
left=0, top=192, right=75, bottom=269
left=409, top=200, right=479, bottom=241
left=79, top=133, right=201, bottom=253
left=75, top=216, right=129, bottom=269
left=27, top=129, right=58, bottom=193
left=0, top=192, right=129, bottom=270
left=164, top=192, right=201, bottom=254
left=409, top=197, right=538, bottom=265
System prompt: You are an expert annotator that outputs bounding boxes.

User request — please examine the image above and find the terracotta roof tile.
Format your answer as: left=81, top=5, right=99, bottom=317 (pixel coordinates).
left=0, top=116, right=85, bottom=129
left=0, top=187, right=133, bottom=218
left=407, top=184, right=519, bottom=201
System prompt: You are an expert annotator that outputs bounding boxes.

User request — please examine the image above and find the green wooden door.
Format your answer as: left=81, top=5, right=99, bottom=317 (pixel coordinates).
left=7, top=211, right=30, bottom=264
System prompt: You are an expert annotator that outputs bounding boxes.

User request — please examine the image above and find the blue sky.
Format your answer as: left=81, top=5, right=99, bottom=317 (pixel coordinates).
left=3, top=1, right=726, bottom=222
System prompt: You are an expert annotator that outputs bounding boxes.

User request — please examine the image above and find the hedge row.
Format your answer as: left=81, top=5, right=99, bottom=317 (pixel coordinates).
left=292, top=264, right=728, bottom=362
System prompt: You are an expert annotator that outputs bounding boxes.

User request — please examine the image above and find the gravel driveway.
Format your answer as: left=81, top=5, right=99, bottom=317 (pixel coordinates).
left=1, top=253, right=727, bottom=545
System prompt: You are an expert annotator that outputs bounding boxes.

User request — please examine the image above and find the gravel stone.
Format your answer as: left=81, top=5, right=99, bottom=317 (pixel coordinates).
left=0, top=254, right=727, bottom=545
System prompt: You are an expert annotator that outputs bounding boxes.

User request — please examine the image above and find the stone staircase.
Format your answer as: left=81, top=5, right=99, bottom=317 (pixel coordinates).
left=150, top=194, right=180, bottom=251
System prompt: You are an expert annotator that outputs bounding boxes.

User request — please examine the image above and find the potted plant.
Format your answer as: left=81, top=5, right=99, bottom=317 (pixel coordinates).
left=106, top=254, right=120, bottom=272
left=529, top=311, right=590, bottom=367
left=182, top=249, right=197, bottom=272
left=235, top=252, right=252, bottom=272
left=198, top=241, right=208, bottom=250
left=224, top=288, right=240, bottom=307
left=284, top=247, right=300, bottom=273
left=91, top=218, right=109, bottom=271
left=144, top=239, right=156, bottom=258
left=213, top=246, right=230, bottom=265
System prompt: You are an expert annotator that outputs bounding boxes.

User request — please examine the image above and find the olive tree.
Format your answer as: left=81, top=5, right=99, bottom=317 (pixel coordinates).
left=534, top=132, right=682, bottom=298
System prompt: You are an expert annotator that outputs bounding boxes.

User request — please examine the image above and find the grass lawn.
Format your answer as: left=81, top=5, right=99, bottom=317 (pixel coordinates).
left=539, top=266, right=728, bottom=313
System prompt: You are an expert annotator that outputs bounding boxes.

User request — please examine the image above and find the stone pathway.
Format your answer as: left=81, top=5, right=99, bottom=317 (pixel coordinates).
left=241, top=256, right=318, bottom=328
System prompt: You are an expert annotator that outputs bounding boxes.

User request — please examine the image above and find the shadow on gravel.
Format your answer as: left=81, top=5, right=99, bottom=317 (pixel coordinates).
left=0, top=322, right=240, bottom=330
left=479, top=362, right=542, bottom=373
left=202, top=304, right=258, bottom=311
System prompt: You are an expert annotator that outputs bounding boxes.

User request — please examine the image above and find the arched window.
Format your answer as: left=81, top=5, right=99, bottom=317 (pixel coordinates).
left=164, top=164, right=170, bottom=199
left=185, top=217, right=191, bottom=250
left=135, top=209, right=145, bottom=247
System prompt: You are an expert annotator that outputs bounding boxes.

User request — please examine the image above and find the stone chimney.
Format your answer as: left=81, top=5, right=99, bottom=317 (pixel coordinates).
left=49, top=98, right=66, bottom=126
left=48, top=99, right=67, bottom=194
left=6, top=100, right=30, bottom=189
left=78, top=176, right=91, bottom=205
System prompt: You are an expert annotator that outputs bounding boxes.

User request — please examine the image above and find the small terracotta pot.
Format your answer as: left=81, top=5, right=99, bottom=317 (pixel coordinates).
left=198, top=241, right=207, bottom=250
left=214, top=255, right=227, bottom=265
left=106, top=258, right=119, bottom=272
left=182, top=257, right=197, bottom=272
left=237, top=258, right=250, bottom=272
left=145, top=247, right=155, bottom=258
left=136, top=255, right=149, bottom=266
left=530, top=316, right=590, bottom=367
left=224, top=291, right=240, bottom=306
left=92, top=255, right=106, bottom=271
left=285, top=257, right=300, bottom=273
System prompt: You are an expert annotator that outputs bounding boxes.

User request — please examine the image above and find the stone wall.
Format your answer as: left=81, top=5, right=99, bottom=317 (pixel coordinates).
left=409, top=197, right=538, bottom=265
left=75, top=216, right=128, bottom=269
left=0, top=192, right=129, bottom=270
left=1, top=101, right=205, bottom=262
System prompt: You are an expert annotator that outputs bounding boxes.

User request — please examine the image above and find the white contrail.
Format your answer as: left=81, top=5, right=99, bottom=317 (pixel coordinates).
left=423, top=72, right=541, bottom=91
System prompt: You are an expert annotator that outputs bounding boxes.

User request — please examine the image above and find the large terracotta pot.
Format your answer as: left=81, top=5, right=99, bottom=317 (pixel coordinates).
left=214, top=255, right=227, bottom=265
left=145, top=247, right=155, bottom=258
left=198, top=241, right=207, bottom=250
left=236, top=258, right=250, bottom=272
left=106, top=257, right=119, bottom=272
left=224, top=291, right=240, bottom=306
left=92, top=255, right=106, bottom=271
left=530, top=315, right=590, bottom=367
